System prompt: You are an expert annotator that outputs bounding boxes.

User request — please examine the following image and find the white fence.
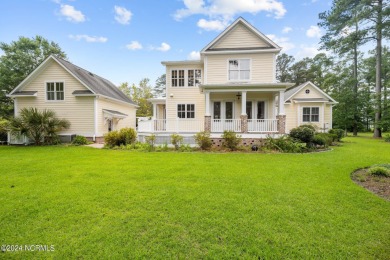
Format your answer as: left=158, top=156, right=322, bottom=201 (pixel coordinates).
left=138, top=119, right=204, bottom=133
left=211, top=119, right=241, bottom=132
left=248, top=119, right=278, bottom=133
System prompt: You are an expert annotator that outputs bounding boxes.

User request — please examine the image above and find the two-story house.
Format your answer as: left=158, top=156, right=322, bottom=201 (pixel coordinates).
left=138, top=17, right=337, bottom=143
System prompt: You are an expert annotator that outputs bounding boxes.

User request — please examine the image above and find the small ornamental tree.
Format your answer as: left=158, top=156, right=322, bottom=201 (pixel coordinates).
left=289, top=125, right=316, bottom=147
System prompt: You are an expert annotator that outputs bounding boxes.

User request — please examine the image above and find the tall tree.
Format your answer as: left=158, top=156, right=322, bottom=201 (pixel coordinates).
left=118, top=79, right=154, bottom=117
left=276, top=53, right=295, bottom=83
left=319, top=0, right=368, bottom=136
left=154, top=74, right=166, bottom=97
left=0, top=36, right=67, bottom=118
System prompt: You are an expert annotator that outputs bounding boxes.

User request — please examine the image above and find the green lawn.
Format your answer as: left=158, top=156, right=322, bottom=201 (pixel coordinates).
left=0, top=135, right=389, bottom=259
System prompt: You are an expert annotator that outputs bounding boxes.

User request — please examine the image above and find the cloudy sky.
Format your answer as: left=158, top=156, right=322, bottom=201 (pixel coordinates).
left=1, top=0, right=336, bottom=86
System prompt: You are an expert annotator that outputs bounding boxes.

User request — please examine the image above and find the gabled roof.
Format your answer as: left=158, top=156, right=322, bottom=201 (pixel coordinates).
left=9, top=55, right=137, bottom=106
left=284, top=81, right=337, bottom=103
left=201, top=17, right=281, bottom=54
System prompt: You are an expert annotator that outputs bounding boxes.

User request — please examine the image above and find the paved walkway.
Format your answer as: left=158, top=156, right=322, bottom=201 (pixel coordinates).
left=86, top=143, right=104, bottom=149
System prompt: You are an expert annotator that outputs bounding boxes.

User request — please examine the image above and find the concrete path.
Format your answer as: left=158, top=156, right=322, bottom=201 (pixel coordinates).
left=86, top=143, right=104, bottom=149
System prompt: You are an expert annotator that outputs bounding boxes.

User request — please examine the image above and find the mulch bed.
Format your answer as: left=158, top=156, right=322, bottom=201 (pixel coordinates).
left=351, top=168, right=390, bottom=201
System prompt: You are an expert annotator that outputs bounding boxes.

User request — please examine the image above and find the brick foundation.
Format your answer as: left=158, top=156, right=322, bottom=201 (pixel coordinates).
left=211, top=138, right=266, bottom=148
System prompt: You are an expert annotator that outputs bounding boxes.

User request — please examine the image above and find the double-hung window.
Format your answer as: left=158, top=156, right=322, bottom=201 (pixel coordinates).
left=188, top=69, right=202, bottom=87
left=229, top=59, right=250, bottom=81
left=177, top=104, right=195, bottom=119
left=302, top=107, right=319, bottom=122
left=172, top=70, right=185, bottom=87
left=46, top=82, right=64, bottom=101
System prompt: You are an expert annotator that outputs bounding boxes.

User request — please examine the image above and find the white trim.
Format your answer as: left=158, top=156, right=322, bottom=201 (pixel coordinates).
left=8, top=93, right=38, bottom=98
left=204, top=56, right=208, bottom=84
left=297, top=104, right=301, bottom=126
left=169, top=68, right=203, bottom=88
left=98, top=95, right=138, bottom=108
left=202, top=49, right=281, bottom=55
left=176, top=103, right=196, bottom=119
left=301, top=106, right=320, bottom=123
left=273, top=54, right=276, bottom=83
left=200, top=88, right=286, bottom=93
left=94, top=97, right=98, bottom=140
left=227, top=58, right=252, bottom=82
left=44, top=81, right=66, bottom=102
left=330, top=105, right=333, bottom=128
left=285, top=81, right=337, bottom=104
left=211, top=100, right=235, bottom=120
left=322, top=103, right=325, bottom=127
left=201, top=17, right=280, bottom=53
left=14, top=98, right=18, bottom=117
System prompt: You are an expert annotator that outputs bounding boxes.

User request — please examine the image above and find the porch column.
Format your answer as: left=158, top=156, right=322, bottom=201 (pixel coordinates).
left=152, top=103, right=157, bottom=119
left=205, top=91, right=210, bottom=116
left=278, top=90, right=285, bottom=115
left=240, top=91, right=248, bottom=133
left=277, top=90, right=286, bottom=134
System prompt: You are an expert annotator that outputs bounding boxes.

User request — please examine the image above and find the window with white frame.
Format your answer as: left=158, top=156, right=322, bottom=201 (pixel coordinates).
left=302, top=107, right=319, bottom=122
left=188, top=69, right=202, bottom=87
left=172, top=70, right=185, bottom=87
left=46, top=82, right=64, bottom=101
left=229, top=59, right=250, bottom=81
left=177, top=104, right=195, bottom=118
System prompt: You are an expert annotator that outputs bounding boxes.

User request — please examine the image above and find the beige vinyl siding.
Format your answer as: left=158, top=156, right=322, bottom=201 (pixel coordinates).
left=206, top=53, right=274, bottom=84
left=212, top=23, right=270, bottom=49
left=293, top=85, right=324, bottom=99
left=96, top=98, right=136, bottom=136
left=17, top=60, right=95, bottom=136
left=157, top=104, right=165, bottom=120
left=166, top=65, right=205, bottom=127
left=285, top=103, right=297, bottom=132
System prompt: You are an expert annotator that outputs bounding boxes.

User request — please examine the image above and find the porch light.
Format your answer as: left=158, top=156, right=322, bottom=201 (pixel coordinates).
left=170, top=93, right=174, bottom=98
left=236, top=92, right=242, bottom=100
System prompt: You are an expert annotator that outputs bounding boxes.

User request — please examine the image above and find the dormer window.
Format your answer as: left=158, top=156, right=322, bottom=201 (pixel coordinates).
left=229, top=59, right=250, bottom=81
left=46, top=82, right=64, bottom=101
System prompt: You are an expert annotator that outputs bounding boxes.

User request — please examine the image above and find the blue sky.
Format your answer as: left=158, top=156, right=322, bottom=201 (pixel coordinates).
left=1, top=0, right=339, bottom=87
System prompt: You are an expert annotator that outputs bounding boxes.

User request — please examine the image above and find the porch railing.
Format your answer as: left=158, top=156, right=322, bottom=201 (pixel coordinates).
left=138, top=119, right=204, bottom=133
left=211, top=119, right=241, bottom=132
left=248, top=119, right=278, bottom=133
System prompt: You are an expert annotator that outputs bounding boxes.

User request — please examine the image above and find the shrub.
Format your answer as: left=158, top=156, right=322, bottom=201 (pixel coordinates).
left=313, top=133, right=333, bottom=148
left=222, top=130, right=240, bottom=151
left=368, top=167, right=390, bottom=177
left=263, top=135, right=305, bottom=153
left=289, top=125, right=315, bottom=146
left=179, top=144, right=193, bottom=152
left=145, top=134, right=156, bottom=151
left=72, top=135, right=89, bottom=146
left=299, top=124, right=317, bottom=132
left=119, top=128, right=137, bottom=145
left=384, top=134, right=390, bottom=143
left=104, top=131, right=121, bottom=148
left=329, top=129, right=345, bottom=141
left=170, top=133, right=184, bottom=150
left=194, top=131, right=212, bottom=150
left=0, top=118, right=9, bottom=141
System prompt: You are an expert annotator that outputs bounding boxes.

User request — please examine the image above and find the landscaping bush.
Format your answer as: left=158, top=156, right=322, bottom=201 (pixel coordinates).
left=145, top=134, right=156, bottom=151
left=170, top=133, right=184, bottom=150
left=368, top=167, right=390, bottom=177
left=222, top=130, right=240, bottom=151
left=0, top=117, right=9, bottom=142
left=329, top=129, right=345, bottom=141
left=384, top=134, right=390, bottom=143
left=119, top=128, right=137, bottom=145
left=313, top=133, right=333, bottom=148
left=263, top=135, right=305, bottom=153
left=179, top=144, right=193, bottom=152
left=72, top=135, right=89, bottom=146
left=289, top=125, right=315, bottom=146
left=194, top=131, right=212, bottom=150
left=104, top=131, right=121, bottom=148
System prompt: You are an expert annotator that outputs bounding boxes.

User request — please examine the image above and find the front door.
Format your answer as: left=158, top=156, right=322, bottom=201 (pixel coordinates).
left=212, top=101, right=234, bottom=132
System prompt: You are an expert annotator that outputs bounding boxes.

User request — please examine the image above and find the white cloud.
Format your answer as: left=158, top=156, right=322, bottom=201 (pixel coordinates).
left=69, top=34, right=107, bottom=43
left=266, top=34, right=295, bottom=52
left=295, top=45, right=322, bottom=59
left=197, top=19, right=227, bottom=31
left=188, top=51, right=200, bottom=60
left=114, top=6, right=132, bottom=25
left=174, top=0, right=287, bottom=20
left=282, top=26, right=292, bottom=34
left=306, top=25, right=321, bottom=38
left=59, top=4, right=85, bottom=23
left=126, top=41, right=143, bottom=50
left=155, top=42, right=171, bottom=52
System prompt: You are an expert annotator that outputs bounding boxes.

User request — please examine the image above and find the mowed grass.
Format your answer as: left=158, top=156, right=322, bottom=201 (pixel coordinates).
left=0, top=135, right=389, bottom=259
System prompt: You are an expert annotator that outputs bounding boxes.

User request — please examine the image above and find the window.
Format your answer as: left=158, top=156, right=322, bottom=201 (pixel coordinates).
left=188, top=69, right=202, bottom=87
left=229, top=59, right=250, bottom=81
left=303, top=107, right=319, bottom=122
left=46, top=82, right=64, bottom=101
left=172, top=70, right=184, bottom=87
left=177, top=104, right=195, bottom=118
left=305, top=89, right=310, bottom=94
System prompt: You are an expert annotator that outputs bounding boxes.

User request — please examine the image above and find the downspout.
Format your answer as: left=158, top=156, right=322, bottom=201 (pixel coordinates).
left=93, top=96, right=98, bottom=141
